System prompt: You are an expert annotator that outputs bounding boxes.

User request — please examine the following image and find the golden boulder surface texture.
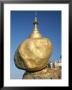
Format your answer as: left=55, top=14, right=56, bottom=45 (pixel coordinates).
left=23, top=67, right=61, bottom=79
left=14, top=37, right=52, bottom=72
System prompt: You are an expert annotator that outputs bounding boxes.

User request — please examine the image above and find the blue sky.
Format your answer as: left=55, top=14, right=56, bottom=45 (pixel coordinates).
left=11, top=11, right=61, bottom=79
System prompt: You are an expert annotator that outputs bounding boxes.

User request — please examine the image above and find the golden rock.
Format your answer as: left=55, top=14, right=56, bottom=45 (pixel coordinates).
left=14, top=16, right=61, bottom=79
left=14, top=17, right=52, bottom=72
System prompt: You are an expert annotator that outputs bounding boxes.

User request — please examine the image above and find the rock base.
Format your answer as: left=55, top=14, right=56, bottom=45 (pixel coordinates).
left=23, top=67, right=61, bottom=79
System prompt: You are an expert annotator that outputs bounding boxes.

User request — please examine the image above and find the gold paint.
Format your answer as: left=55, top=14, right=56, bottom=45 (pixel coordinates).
left=14, top=16, right=61, bottom=79
left=14, top=16, right=52, bottom=72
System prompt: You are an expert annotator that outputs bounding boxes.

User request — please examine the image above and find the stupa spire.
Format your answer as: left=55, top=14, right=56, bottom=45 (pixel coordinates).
left=33, top=12, right=38, bottom=31
left=30, top=12, right=42, bottom=38
left=33, top=16, right=38, bottom=31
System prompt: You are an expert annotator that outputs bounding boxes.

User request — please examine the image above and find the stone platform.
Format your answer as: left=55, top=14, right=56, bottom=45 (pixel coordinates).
left=23, top=67, right=61, bottom=79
